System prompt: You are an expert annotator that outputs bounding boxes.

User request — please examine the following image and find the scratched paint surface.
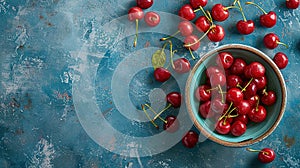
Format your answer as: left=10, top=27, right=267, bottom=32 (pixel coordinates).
left=1, top=0, right=300, bottom=167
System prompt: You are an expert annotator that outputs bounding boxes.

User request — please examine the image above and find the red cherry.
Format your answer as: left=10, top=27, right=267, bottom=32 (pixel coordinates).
left=227, top=75, right=243, bottom=89
left=210, top=72, right=226, bottom=86
left=236, top=100, right=251, bottom=115
left=243, top=65, right=252, bottom=79
left=163, top=115, right=180, bottom=133
left=253, top=76, right=267, bottom=91
left=205, top=66, right=222, bottom=78
left=211, top=98, right=228, bottom=114
left=273, top=52, right=288, bottom=69
left=216, top=52, right=234, bottom=69
left=215, top=119, right=231, bottom=135
left=173, top=58, right=191, bottom=74
left=247, top=95, right=259, bottom=108
left=248, top=105, right=267, bottom=123
left=178, top=4, right=196, bottom=21
left=258, top=148, right=276, bottom=163
left=230, top=58, right=247, bottom=75
left=249, top=62, right=266, bottom=78
left=207, top=25, right=225, bottom=42
left=195, top=16, right=211, bottom=32
left=195, top=85, right=211, bottom=102
left=236, top=20, right=255, bottom=35
left=184, top=34, right=200, bottom=51
left=190, top=0, right=208, bottom=9
left=261, top=90, right=276, bottom=106
left=234, top=114, right=249, bottom=125
left=260, top=11, right=277, bottom=28
left=128, top=7, right=144, bottom=21
left=211, top=4, right=229, bottom=22
left=182, top=130, right=199, bottom=148
left=154, top=67, right=171, bottom=82
left=178, top=21, right=194, bottom=36
left=263, top=33, right=287, bottom=49
left=199, top=101, right=214, bottom=118
left=144, top=11, right=160, bottom=27
left=286, top=0, right=300, bottom=9
left=231, top=120, right=247, bottom=136
left=166, top=92, right=181, bottom=108
left=226, top=88, right=244, bottom=105
left=136, top=0, right=153, bottom=9
left=243, top=82, right=257, bottom=100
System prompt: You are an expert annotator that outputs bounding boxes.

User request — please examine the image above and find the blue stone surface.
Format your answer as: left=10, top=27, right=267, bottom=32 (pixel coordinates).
left=1, top=0, right=300, bottom=167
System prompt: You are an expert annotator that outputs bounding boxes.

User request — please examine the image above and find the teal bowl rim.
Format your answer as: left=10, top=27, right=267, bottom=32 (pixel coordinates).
left=185, top=44, right=287, bottom=147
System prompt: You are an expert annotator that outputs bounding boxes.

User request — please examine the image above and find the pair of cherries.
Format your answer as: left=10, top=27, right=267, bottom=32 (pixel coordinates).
left=128, top=0, right=160, bottom=47
left=195, top=52, right=277, bottom=137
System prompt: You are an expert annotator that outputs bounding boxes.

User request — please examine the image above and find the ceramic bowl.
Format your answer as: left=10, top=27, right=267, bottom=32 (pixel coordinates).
left=185, top=44, right=287, bottom=147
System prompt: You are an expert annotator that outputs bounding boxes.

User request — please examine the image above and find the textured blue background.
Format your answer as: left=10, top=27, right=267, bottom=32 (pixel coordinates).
left=1, top=0, right=300, bottom=167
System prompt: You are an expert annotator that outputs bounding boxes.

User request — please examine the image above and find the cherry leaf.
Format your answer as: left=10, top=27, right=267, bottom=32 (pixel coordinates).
left=152, top=49, right=166, bottom=69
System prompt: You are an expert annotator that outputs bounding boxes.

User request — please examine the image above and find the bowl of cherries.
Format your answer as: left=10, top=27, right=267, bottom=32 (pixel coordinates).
left=185, top=44, right=287, bottom=147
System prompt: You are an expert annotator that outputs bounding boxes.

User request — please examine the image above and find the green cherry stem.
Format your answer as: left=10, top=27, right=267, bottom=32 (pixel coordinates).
left=237, top=0, right=247, bottom=21
left=144, top=104, right=167, bottom=123
left=218, top=84, right=225, bottom=103
left=184, top=25, right=214, bottom=48
left=168, top=40, right=176, bottom=69
left=246, top=148, right=269, bottom=155
left=277, top=41, right=289, bottom=48
left=153, top=103, right=172, bottom=121
left=141, top=104, right=159, bottom=129
left=245, top=2, right=267, bottom=14
left=219, top=102, right=234, bottom=121
left=241, top=78, right=254, bottom=92
left=133, top=19, right=139, bottom=47
left=160, top=31, right=180, bottom=41
left=206, top=10, right=214, bottom=24
left=195, top=6, right=212, bottom=23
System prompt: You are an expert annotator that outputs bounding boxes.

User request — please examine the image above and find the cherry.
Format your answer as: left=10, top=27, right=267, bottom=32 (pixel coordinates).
left=234, top=114, right=249, bottom=125
left=190, top=0, right=208, bottom=9
left=243, top=82, right=257, bottom=100
left=261, top=90, right=276, bottom=106
left=195, top=85, right=211, bottom=102
left=211, top=4, right=229, bottom=22
left=154, top=67, right=171, bottom=82
left=215, top=119, right=231, bottom=135
left=273, top=52, right=288, bottom=69
left=246, top=148, right=276, bottom=163
left=227, top=75, right=243, bottom=89
left=243, top=65, right=252, bottom=79
left=236, top=100, right=251, bottom=115
left=136, top=0, right=153, bottom=9
left=195, top=16, right=211, bottom=32
left=230, top=58, right=247, bottom=75
left=247, top=95, right=259, bottom=108
left=173, top=58, right=191, bottom=74
left=128, top=7, right=144, bottom=47
left=166, top=92, right=181, bottom=108
left=182, top=130, right=199, bottom=148
left=210, top=72, right=227, bottom=87
left=199, top=101, right=214, bottom=118
left=211, top=98, right=228, bottom=114
left=226, top=88, right=244, bottom=105
left=207, top=25, right=225, bottom=42
left=248, top=105, right=267, bottom=123
left=184, top=34, right=200, bottom=51
left=248, top=62, right=266, bottom=78
left=178, top=4, right=196, bottom=21
left=253, top=76, right=267, bottom=91
left=263, top=33, right=288, bottom=49
left=216, top=52, right=234, bottom=69
left=206, top=66, right=222, bottom=78
left=236, top=20, right=255, bottom=35
left=163, top=115, right=180, bottom=133
left=178, top=21, right=194, bottom=36
left=231, top=120, right=247, bottom=136
left=246, top=2, right=277, bottom=28
left=286, top=0, right=300, bottom=9
left=144, top=11, right=160, bottom=27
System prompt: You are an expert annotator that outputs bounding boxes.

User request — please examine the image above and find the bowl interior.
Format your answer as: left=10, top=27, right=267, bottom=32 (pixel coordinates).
left=187, top=44, right=286, bottom=146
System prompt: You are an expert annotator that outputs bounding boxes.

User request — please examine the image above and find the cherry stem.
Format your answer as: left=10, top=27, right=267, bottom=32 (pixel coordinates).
left=218, top=84, right=225, bottom=103
left=188, top=48, right=196, bottom=60
left=233, top=0, right=239, bottom=5
left=255, top=96, right=260, bottom=112
left=206, top=10, right=214, bottom=24
left=246, top=148, right=269, bottom=155
left=224, top=5, right=240, bottom=10
left=241, top=78, right=254, bottom=92
left=168, top=41, right=176, bottom=69
left=133, top=19, right=139, bottom=47
left=277, top=41, right=289, bottom=48
left=160, top=30, right=180, bottom=41
left=228, top=114, right=239, bottom=118
left=153, top=103, right=172, bottom=121
left=205, top=86, right=219, bottom=93
left=196, top=6, right=212, bottom=23
left=245, top=1, right=267, bottom=14
left=141, top=104, right=159, bottom=129
left=237, top=0, right=247, bottom=21
left=219, top=102, right=233, bottom=121
left=144, top=104, right=167, bottom=123
left=184, top=25, right=214, bottom=48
